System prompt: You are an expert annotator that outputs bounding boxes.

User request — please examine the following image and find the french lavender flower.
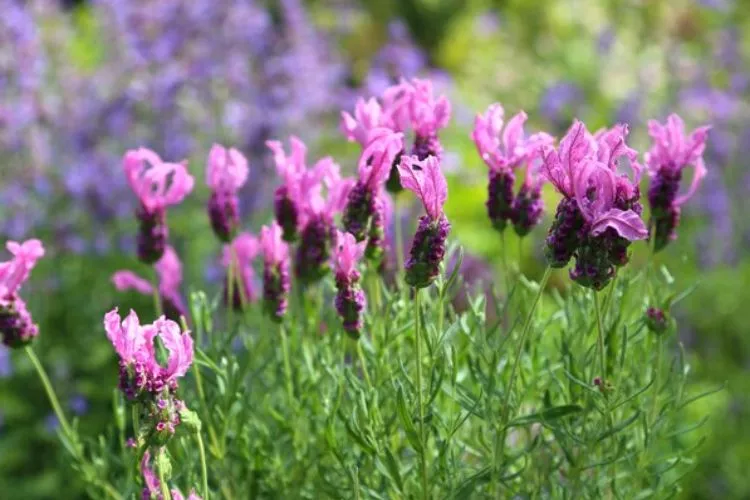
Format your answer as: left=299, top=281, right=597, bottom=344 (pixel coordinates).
left=543, top=121, right=648, bottom=290
left=398, top=155, right=451, bottom=289
left=645, top=114, right=710, bottom=251
left=340, top=98, right=392, bottom=147
left=112, top=246, right=187, bottom=322
left=223, top=232, right=260, bottom=310
left=0, top=239, right=45, bottom=348
left=123, top=148, right=195, bottom=264
left=409, top=78, right=452, bottom=161
left=260, top=222, right=291, bottom=323
left=342, top=129, right=404, bottom=241
left=104, top=309, right=193, bottom=444
left=472, top=103, right=553, bottom=235
left=206, top=144, right=249, bottom=243
left=332, top=231, right=367, bottom=339
left=295, top=161, right=354, bottom=285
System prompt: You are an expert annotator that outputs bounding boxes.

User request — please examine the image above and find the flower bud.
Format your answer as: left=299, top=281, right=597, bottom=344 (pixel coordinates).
left=263, top=261, right=290, bottom=322
left=334, top=270, right=366, bottom=339
left=295, top=215, right=335, bottom=285
left=645, top=306, right=673, bottom=335
left=342, top=181, right=375, bottom=242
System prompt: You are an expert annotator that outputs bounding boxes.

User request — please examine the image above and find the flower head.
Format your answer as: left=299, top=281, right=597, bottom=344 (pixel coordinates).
left=206, top=144, right=249, bottom=194
left=260, top=222, right=291, bottom=322
left=124, top=148, right=194, bottom=213
left=206, top=144, right=249, bottom=242
left=0, top=239, right=45, bottom=299
left=333, top=230, right=366, bottom=280
left=542, top=120, right=597, bottom=198
left=472, top=104, right=553, bottom=171
left=357, top=129, right=405, bottom=190
left=341, top=98, right=389, bottom=146
left=408, top=78, right=451, bottom=139
left=645, top=113, right=710, bottom=206
left=397, top=155, right=448, bottom=221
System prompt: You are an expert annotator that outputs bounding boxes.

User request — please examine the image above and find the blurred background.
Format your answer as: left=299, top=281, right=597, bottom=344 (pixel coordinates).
left=0, top=0, right=745, bottom=498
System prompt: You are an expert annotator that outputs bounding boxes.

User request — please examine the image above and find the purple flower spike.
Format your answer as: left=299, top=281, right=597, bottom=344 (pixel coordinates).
left=343, top=129, right=404, bottom=241
left=473, top=103, right=553, bottom=235
left=332, top=231, right=367, bottom=338
left=365, top=194, right=391, bottom=265
left=398, top=155, right=451, bottom=289
left=645, top=114, right=710, bottom=251
left=542, top=120, right=648, bottom=289
left=295, top=162, right=354, bottom=285
left=206, top=144, right=249, bottom=243
left=260, top=222, right=291, bottom=323
left=0, top=239, right=45, bottom=348
left=124, top=148, right=194, bottom=264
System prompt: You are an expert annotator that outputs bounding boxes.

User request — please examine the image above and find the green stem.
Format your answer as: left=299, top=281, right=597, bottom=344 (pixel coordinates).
left=158, top=460, right=172, bottom=500
left=280, top=323, right=294, bottom=402
left=414, top=288, right=429, bottom=500
left=495, top=266, right=552, bottom=484
left=594, top=292, right=606, bottom=380
left=25, top=346, right=74, bottom=440
left=650, top=336, right=663, bottom=427
left=197, top=431, right=210, bottom=499
left=356, top=340, right=372, bottom=389
left=152, top=269, right=163, bottom=317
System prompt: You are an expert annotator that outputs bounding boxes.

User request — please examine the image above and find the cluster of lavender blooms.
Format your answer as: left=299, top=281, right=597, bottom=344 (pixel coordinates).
left=471, top=102, right=710, bottom=290
left=472, top=104, right=553, bottom=236
left=0, top=0, right=345, bottom=255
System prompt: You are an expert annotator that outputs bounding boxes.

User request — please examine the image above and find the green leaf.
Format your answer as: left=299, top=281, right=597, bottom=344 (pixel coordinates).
left=507, top=404, right=583, bottom=427
left=596, top=411, right=641, bottom=443
left=395, top=386, right=422, bottom=452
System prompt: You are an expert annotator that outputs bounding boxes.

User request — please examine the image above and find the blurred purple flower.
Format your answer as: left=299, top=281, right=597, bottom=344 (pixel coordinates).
left=540, top=81, right=583, bottom=125
left=69, top=394, right=89, bottom=416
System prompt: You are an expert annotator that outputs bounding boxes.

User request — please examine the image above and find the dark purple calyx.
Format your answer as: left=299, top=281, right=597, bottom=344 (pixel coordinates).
left=405, top=215, right=451, bottom=289
left=295, top=215, right=336, bottom=285
left=511, top=183, right=544, bottom=237
left=343, top=181, right=375, bottom=242
left=545, top=197, right=586, bottom=268
left=335, top=270, right=366, bottom=339
left=487, top=169, right=515, bottom=233
left=0, top=297, right=38, bottom=348
left=263, top=260, right=290, bottom=323
left=208, top=191, right=239, bottom=243
left=136, top=205, right=167, bottom=264
left=274, top=185, right=299, bottom=243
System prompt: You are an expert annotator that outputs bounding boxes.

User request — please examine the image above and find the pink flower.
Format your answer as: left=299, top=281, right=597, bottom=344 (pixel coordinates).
left=333, top=230, right=366, bottom=279
left=341, top=98, right=390, bottom=146
left=123, top=148, right=194, bottom=213
left=140, top=450, right=161, bottom=498
left=542, top=120, right=597, bottom=198
left=645, top=114, right=710, bottom=206
left=171, top=489, right=203, bottom=500
left=357, top=129, right=404, bottom=189
left=206, top=144, right=249, bottom=193
left=397, top=155, right=448, bottom=221
left=104, top=308, right=147, bottom=365
left=472, top=104, right=554, bottom=171
left=223, top=232, right=260, bottom=303
left=0, top=239, right=45, bottom=299
left=104, top=309, right=194, bottom=388
left=112, top=247, right=187, bottom=318
left=260, top=222, right=289, bottom=267
left=302, top=161, right=354, bottom=223
left=381, top=80, right=413, bottom=132
left=574, top=161, right=648, bottom=241
left=594, top=124, right=642, bottom=180
left=408, top=78, right=451, bottom=138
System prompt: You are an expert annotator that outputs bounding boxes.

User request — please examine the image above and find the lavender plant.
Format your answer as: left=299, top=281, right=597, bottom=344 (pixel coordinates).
left=3, top=82, right=715, bottom=499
